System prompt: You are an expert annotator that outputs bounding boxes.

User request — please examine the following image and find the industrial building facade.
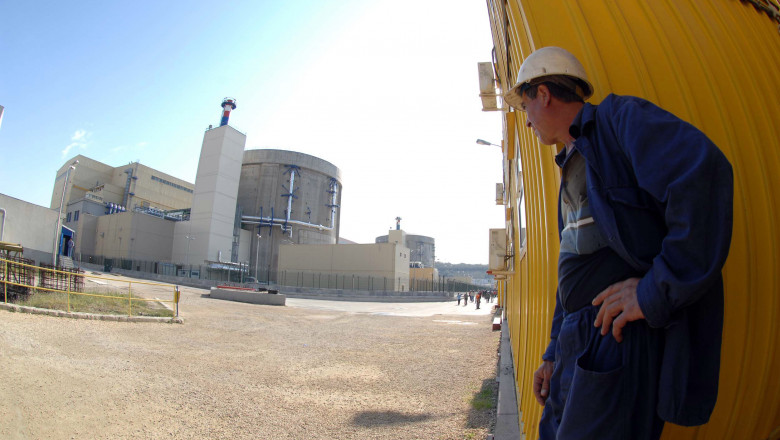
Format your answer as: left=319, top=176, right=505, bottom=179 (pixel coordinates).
left=0, top=99, right=453, bottom=293
left=278, top=228, right=412, bottom=291
left=20, top=100, right=419, bottom=291
left=237, top=149, right=343, bottom=283
left=55, top=155, right=194, bottom=261
left=52, top=121, right=345, bottom=281
left=375, top=233, right=435, bottom=268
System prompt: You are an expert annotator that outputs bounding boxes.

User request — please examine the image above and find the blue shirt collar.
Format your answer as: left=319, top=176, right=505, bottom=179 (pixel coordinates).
left=569, top=102, right=597, bottom=139
left=555, top=102, right=597, bottom=167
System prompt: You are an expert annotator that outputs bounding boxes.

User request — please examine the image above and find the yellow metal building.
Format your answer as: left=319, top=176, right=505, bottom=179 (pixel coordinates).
left=483, top=1, right=780, bottom=439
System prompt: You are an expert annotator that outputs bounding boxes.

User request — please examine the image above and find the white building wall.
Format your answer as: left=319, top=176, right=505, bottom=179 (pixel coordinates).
left=94, top=212, right=174, bottom=261
left=237, top=228, right=251, bottom=264
left=128, top=213, right=174, bottom=261
left=52, top=154, right=194, bottom=213
left=388, top=229, right=406, bottom=246
left=173, top=125, right=246, bottom=264
left=0, top=193, right=58, bottom=263
left=94, top=212, right=133, bottom=259
left=278, top=243, right=410, bottom=291
left=172, top=221, right=196, bottom=265
left=50, top=155, right=113, bottom=209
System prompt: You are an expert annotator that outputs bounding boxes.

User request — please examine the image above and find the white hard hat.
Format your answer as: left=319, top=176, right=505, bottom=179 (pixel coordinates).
left=504, top=46, right=593, bottom=110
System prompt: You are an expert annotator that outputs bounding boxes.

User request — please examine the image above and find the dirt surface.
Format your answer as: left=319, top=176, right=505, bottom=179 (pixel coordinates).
left=0, top=274, right=500, bottom=439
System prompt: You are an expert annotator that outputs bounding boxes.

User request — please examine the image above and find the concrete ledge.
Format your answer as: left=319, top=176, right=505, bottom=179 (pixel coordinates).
left=494, top=315, right=522, bottom=439
left=0, top=302, right=183, bottom=324
left=282, top=294, right=449, bottom=303
left=209, top=287, right=286, bottom=306
left=280, top=286, right=451, bottom=298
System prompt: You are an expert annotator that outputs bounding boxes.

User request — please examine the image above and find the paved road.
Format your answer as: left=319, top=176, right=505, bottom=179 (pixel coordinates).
left=1, top=274, right=500, bottom=439
left=286, top=296, right=497, bottom=317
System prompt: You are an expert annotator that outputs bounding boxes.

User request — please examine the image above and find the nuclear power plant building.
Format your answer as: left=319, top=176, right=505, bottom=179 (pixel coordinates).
left=0, top=98, right=431, bottom=291
left=51, top=99, right=343, bottom=280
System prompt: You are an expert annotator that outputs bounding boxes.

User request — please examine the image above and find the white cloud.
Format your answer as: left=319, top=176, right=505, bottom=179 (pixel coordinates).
left=62, top=129, right=91, bottom=158
left=62, top=142, right=79, bottom=157
left=71, top=129, right=87, bottom=141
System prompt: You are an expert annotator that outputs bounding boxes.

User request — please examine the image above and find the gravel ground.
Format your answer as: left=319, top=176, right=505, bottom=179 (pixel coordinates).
left=0, top=274, right=500, bottom=439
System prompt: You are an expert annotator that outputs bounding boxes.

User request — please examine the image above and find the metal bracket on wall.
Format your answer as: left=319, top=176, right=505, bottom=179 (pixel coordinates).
left=503, top=253, right=514, bottom=263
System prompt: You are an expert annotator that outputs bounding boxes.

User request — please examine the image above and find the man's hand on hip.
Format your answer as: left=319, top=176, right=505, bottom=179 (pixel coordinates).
left=592, top=277, right=646, bottom=343
left=533, top=360, right=554, bottom=406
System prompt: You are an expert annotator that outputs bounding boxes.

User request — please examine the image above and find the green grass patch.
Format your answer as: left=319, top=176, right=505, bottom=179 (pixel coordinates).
left=470, top=384, right=496, bottom=411
left=14, top=288, right=173, bottom=317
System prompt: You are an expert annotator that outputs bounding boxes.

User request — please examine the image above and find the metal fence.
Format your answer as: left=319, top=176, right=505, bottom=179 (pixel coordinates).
left=77, top=254, right=487, bottom=293
left=0, top=254, right=35, bottom=299
left=1, top=257, right=179, bottom=317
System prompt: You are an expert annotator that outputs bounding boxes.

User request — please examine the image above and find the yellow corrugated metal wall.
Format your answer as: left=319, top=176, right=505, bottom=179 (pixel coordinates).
left=485, top=1, right=780, bottom=439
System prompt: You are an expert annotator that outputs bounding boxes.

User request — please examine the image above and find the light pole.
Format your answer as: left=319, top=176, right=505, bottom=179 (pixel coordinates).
left=476, top=138, right=501, bottom=148
left=53, top=160, right=78, bottom=266
left=185, top=235, right=195, bottom=277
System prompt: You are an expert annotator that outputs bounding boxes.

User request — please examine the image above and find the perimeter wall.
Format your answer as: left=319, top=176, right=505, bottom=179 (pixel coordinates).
left=483, top=1, right=780, bottom=439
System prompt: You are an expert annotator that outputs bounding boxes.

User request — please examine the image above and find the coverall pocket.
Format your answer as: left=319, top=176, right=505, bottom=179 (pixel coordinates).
left=605, top=186, right=649, bottom=209
left=557, top=356, right=626, bottom=439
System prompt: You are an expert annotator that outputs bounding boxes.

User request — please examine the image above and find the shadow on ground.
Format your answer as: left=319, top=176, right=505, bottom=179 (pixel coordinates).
left=351, top=410, right=432, bottom=427
left=467, top=377, right=498, bottom=432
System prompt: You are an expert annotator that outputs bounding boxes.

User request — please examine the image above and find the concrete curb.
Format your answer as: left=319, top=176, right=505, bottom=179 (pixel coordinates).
left=0, top=302, right=183, bottom=324
left=281, top=293, right=452, bottom=303
left=493, top=315, right=522, bottom=439
left=209, top=288, right=286, bottom=306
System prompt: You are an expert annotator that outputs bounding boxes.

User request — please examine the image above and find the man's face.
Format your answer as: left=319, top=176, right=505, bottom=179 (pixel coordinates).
left=520, top=87, right=555, bottom=145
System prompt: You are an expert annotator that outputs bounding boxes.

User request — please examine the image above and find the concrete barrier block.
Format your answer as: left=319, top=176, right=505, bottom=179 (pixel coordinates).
left=209, top=287, right=286, bottom=306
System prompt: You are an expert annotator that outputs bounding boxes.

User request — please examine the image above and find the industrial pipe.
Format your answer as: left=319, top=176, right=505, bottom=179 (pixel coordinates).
left=327, top=178, right=339, bottom=229
left=285, top=168, right=295, bottom=230
left=241, top=216, right=333, bottom=231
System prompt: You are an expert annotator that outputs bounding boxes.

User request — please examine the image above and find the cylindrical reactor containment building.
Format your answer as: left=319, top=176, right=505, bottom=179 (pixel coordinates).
left=237, top=149, right=342, bottom=282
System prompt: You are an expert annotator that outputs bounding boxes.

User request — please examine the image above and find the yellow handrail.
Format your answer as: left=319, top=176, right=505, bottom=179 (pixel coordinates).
left=0, top=257, right=179, bottom=317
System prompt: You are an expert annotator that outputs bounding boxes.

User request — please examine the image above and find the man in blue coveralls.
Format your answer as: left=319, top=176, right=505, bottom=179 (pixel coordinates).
left=503, top=47, right=733, bottom=439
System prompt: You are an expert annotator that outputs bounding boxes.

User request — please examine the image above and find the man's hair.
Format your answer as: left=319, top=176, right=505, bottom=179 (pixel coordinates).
left=520, top=75, right=587, bottom=103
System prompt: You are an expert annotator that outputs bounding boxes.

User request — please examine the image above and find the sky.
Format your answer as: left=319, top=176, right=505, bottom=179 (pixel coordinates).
left=0, top=0, right=505, bottom=265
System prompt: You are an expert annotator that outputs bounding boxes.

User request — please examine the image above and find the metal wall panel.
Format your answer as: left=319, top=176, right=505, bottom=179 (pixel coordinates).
left=485, top=1, right=780, bottom=439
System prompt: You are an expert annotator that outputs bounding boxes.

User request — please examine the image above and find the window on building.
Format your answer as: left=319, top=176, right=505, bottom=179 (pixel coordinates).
left=74, top=210, right=80, bottom=222
left=151, top=175, right=194, bottom=193
left=66, top=212, right=71, bottom=222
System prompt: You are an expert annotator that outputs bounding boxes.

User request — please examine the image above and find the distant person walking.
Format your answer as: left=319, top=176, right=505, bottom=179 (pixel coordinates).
left=67, top=237, right=75, bottom=258
left=476, top=292, right=481, bottom=310
left=457, top=293, right=462, bottom=306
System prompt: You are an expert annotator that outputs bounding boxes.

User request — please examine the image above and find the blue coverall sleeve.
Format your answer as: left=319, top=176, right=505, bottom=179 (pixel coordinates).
left=608, top=97, right=733, bottom=328
left=543, top=290, right=563, bottom=361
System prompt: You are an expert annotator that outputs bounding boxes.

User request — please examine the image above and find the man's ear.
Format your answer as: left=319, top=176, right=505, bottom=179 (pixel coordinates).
left=537, top=84, right=551, bottom=107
